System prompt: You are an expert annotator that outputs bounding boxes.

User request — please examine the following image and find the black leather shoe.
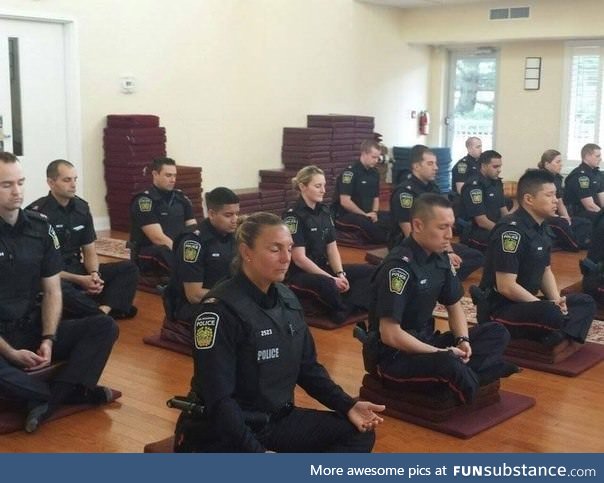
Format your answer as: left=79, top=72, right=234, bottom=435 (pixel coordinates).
left=110, top=306, right=138, bottom=320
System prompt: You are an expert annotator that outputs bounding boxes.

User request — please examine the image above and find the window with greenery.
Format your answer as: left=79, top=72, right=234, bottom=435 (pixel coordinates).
left=563, top=42, right=603, bottom=166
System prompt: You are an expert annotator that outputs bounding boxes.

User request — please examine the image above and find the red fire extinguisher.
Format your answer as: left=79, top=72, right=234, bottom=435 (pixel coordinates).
left=418, top=110, right=430, bottom=136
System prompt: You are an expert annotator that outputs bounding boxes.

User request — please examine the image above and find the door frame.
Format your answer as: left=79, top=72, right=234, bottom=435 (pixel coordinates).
left=445, top=47, right=500, bottom=156
left=0, top=9, right=83, bottom=195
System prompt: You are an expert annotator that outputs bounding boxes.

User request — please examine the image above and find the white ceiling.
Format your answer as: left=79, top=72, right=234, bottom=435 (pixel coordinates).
left=359, top=0, right=498, bottom=8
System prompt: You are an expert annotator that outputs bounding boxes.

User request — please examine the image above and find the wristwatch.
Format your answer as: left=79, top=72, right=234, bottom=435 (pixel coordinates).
left=335, top=271, right=346, bottom=277
left=454, top=335, right=470, bottom=346
left=41, top=334, right=58, bottom=343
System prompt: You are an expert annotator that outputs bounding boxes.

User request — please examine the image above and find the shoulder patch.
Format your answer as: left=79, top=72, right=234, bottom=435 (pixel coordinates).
left=388, top=267, right=409, bottom=295
left=579, top=176, right=590, bottom=189
left=458, top=162, right=467, bottom=174
left=138, top=196, right=152, bottom=212
left=284, top=215, right=298, bottom=234
left=342, top=171, right=354, bottom=184
left=194, top=312, right=220, bottom=350
left=48, top=225, right=60, bottom=250
left=399, top=192, right=414, bottom=209
left=183, top=240, right=201, bottom=263
left=501, top=230, right=521, bottom=253
left=470, top=188, right=483, bottom=204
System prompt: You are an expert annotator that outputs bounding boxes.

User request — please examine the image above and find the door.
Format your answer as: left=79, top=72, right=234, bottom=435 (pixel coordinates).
left=445, top=49, right=498, bottom=161
left=0, top=17, right=71, bottom=204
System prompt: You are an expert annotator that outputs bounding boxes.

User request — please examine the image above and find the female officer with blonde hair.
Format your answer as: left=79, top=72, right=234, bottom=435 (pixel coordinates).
left=174, top=212, right=384, bottom=452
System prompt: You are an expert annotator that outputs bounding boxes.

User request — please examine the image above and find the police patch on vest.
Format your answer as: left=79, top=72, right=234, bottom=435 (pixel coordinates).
left=284, top=215, right=298, bottom=234
left=48, top=225, right=60, bottom=250
left=579, top=176, right=590, bottom=189
left=501, top=231, right=521, bottom=253
left=399, top=192, right=413, bottom=209
left=458, top=162, right=467, bottom=174
left=342, top=171, right=354, bottom=184
left=194, top=312, right=219, bottom=350
left=183, top=240, right=201, bottom=263
left=470, top=189, right=483, bottom=204
left=138, top=196, right=152, bottom=212
left=388, top=268, right=409, bottom=295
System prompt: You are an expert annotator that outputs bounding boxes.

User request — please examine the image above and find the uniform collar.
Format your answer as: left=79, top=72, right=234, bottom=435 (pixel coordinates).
left=464, top=154, right=478, bottom=164
left=234, top=271, right=278, bottom=309
left=355, top=160, right=373, bottom=173
left=0, top=209, right=27, bottom=233
left=202, top=218, right=232, bottom=241
left=478, top=171, right=494, bottom=187
left=295, top=196, right=323, bottom=215
left=410, top=175, right=437, bottom=192
left=404, top=235, right=442, bottom=265
left=45, top=192, right=74, bottom=212
left=580, top=162, right=600, bottom=173
left=515, top=207, right=543, bottom=231
left=151, top=184, right=175, bottom=200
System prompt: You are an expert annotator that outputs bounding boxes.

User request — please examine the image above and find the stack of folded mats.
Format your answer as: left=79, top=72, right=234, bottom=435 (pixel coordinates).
left=173, top=165, right=204, bottom=222
left=234, top=188, right=263, bottom=215
left=281, top=127, right=333, bottom=171
left=103, top=115, right=167, bottom=232
left=307, top=114, right=376, bottom=173
left=259, top=168, right=335, bottom=208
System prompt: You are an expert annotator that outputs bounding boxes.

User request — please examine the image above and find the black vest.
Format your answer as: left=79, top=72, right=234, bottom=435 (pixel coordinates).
left=198, top=280, right=306, bottom=413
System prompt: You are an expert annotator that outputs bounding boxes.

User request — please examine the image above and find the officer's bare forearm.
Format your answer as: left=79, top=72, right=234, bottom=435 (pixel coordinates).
left=540, top=267, right=560, bottom=301
left=40, top=275, right=62, bottom=336
left=474, top=215, right=495, bottom=230
left=557, top=199, right=570, bottom=219
left=292, top=254, right=331, bottom=278
left=495, top=272, right=540, bottom=302
left=340, top=196, right=367, bottom=216
left=581, top=197, right=601, bottom=213
left=400, top=222, right=411, bottom=238
left=372, top=197, right=380, bottom=213
left=326, top=242, right=344, bottom=274
left=81, top=243, right=100, bottom=274
left=0, top=336, right=15, bottom=358
left=184, top=282, right=209, bottom=304
left=447, top=303, right=469, bottom=338
left=380, top=318, right=443, bottom=354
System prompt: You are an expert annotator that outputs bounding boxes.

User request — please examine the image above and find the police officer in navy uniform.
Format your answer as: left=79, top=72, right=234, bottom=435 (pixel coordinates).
left=459, top=150, right=509, bottom=251
left=451, top=136, right=482, bottom=197
left=582, top=210, right=604, bottom=305
left=390, top=145, right=483, bottom=281
left=333, top=139, right=389, bottom=244
left=129, top=157, right=197, bottom=277
left=28, top=160, right=139, bottom=319
left=537, top=149, right=591, bottom=251
left=478, top=169, right=595, bottom=346
left=283, top=166, right=374, bottom=323
left=367, top=193, right=516, bottom=405
left=0, top=152, right=118, bottom=433
left=563, top=143, right=603, bottom=222
left=164, top=187, right=239, bottom=322
left=174, top=212, right=384, bottom=452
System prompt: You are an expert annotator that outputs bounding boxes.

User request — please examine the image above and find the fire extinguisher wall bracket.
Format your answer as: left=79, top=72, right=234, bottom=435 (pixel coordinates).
left=418, top=110, right=430, bottom=136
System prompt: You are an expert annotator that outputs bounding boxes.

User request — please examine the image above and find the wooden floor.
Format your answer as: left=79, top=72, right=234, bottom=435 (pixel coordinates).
left=1, top=235, right=602, bottom=453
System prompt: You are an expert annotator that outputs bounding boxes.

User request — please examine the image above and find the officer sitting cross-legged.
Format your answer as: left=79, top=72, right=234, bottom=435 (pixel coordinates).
left=459, top=150, right=510, bottom=251
left=283, top=166, right=374, bottom=323
left=28, top=160, right=139, bottom=319
left=129, top=157, right=198, bottom=280
left=389, top=145, right=483, bottom=281
left=174, top=212, right=385, bottom=452
left=0, top=152, right=119, bottom=433
left=477, top=169, right=595, bottom=346
left=332, top=139, right=389, bottom=244
left=367, top=193, right=517, bottom=405
left=163, top=187, right=239, bottom=323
